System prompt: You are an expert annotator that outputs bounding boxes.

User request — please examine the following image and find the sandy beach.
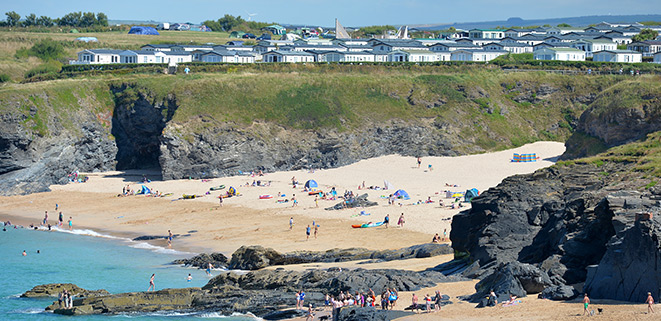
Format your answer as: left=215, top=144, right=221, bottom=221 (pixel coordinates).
left=2, top=141, right=657, bottom=320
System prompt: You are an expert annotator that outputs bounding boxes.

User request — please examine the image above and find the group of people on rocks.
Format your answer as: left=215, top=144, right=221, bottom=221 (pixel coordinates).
left=58, top=289, right=74, bottom=309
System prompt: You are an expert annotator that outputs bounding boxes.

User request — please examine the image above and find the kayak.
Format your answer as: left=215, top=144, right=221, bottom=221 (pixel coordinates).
left=351, top=221, right=385, bottom=228
left=209, top=185, right=226, bottom=191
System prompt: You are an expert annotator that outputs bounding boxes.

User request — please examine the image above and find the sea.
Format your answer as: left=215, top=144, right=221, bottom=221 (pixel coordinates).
left=0, top=225, right=257, bottom=320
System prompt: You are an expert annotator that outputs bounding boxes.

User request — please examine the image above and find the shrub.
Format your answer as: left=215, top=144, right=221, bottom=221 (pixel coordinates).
left=25, top=60, right=62, bottom=78
left=26, top=39, right=65, bottom=61
left=0, top=74, right=10, bottom=83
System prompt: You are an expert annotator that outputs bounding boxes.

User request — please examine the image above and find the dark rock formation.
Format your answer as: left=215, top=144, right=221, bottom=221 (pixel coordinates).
left=262, top=309, right=307, bottom=320
left=227, top=243, right=453, bottom=270
left=470, top=262, right=552, bottom=302
left=539, top=285, right=579, bottom=301
left=325, top=194, right=378, bottom=210
left=52, top=288, right=200, bottom=316
left=583, top=217, right=661, bottom=302
left=228, top=245, right=283, bottom=270
left=172, top=252, right=229, bottom=269
left=21, top=283, right=108, bottom=298
left=451, top=163, right=625, bottom=285
left=335, top=306, right=412, bottom=321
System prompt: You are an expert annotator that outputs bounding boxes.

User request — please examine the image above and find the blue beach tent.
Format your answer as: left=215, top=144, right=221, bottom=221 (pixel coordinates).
left=393, top=189, right=410, bottom=200
left=465, top=188, right=479, bottom=202
left=137, top=185, right=152, bottom=195
left=128, top=26, right=160, bottom=35
left=305, top=180, right=318, bottom=189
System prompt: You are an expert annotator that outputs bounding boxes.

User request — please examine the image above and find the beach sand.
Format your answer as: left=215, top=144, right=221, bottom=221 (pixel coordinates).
left=2, top=141, right=656, bottom=319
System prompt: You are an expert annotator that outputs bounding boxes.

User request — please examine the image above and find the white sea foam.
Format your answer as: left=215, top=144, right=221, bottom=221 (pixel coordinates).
left=128, top=241, right=192, bottom=255
left=10, top=307, right=44, bottom=314
left=52, top=227, right=131, bottom=241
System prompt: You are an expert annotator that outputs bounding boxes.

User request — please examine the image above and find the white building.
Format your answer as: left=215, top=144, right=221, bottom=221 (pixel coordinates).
left=429, top=42, right=480, bottom=52
left=262, top=50, right=315, bottom=63
left=533, top=47, right=586, bottom=61
left=592, top=50, right=642, bottom=63
left=483, top=42, right=533, bottom=54
left=118, top=50, right=192, bottom=64
left=450, top=49, right=508, bottom=62
left=323, top=51, right=375, bottom=62
left=469, top=29, right=505, bottom=39
left=199, top=50, right=255, bottom=63
left=73, top=49, right=122, bottom=64
left=570, top=39, right=617, bottom=57
left=387, top=50, right=447, bottom=62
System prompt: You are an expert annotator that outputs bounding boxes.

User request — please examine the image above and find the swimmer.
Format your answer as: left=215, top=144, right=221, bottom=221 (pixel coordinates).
left=22, top=250, right=27, bottom=256
left=187, top=274, right=192, bottom=282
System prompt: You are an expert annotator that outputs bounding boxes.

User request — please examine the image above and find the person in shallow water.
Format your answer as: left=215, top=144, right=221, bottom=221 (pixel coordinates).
left=148, top=273, right=155, bottom=291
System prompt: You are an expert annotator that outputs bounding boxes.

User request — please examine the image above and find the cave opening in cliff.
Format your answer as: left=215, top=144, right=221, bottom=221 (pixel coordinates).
left=111, top=86, right=177, bottom=173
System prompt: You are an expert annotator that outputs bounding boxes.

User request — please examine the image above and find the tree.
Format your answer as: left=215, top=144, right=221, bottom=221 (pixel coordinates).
left=58, top=11, right=82, bottom=27
left=557, top=23, right=572, bottom=27
left=96, top=12, right=108, bottom=26
left=37, top=16, right=53, bottom=27
left=28, top=39, right=65, bottom=61
left=23, top=13, right=37, bottom=27
left=203, top=19, right=222, bottom=32
left=80, top=12, right=97, bottom=27
left=5, top=11, right=20, bottom=27
left=632, top=28, right=659, bottom=42
left=218, top=14, right=243, bottom=32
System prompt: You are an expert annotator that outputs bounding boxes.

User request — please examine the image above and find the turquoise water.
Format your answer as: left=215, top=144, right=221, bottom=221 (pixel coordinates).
left=0, top=225, right=255, bottom=320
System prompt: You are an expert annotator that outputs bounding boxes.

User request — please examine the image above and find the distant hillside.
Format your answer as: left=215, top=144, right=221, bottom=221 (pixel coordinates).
left=415, top=14, right=661, bottom=30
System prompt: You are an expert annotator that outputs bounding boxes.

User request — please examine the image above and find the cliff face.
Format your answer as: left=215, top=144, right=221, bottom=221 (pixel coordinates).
left=0, top=71, right=639, bottom=195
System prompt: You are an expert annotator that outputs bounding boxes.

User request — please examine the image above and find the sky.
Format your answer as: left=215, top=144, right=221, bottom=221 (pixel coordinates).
left=4, top=0, right=661, bottom=27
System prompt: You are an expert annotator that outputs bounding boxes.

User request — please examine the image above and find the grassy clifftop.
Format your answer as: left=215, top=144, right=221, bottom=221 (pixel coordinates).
left=1, top=68, right=655, bottom=154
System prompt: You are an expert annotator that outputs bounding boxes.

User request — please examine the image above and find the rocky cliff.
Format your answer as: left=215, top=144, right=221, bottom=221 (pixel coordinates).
left=448, top=131, right=661, bottom=302
left=0, top=71, right=637, bottom=195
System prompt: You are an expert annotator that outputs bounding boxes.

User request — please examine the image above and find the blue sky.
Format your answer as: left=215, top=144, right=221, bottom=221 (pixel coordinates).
left=5, top=0, right=661, bottom=27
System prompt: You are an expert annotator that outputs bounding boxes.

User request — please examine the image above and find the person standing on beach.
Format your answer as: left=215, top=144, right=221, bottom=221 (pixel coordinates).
left=147, top=274, right=155, bottom=292
left=646, top=292, right=655, bottom=313
left=582, top=293, right=590, bottom=316
left=167, top=230, right=173, bottom=248
left=290, top=217, right=294, bottom=230
left=58, top=212, right=63, bottom=227
left=43, top=211, right=48, bottom=226
left=296, top=291, right=301, bottom=309
left=306, top=304, right=314, bottom=321
left=314, top=195, right=318, bottom=208
left=219, top=196, right=223, bottom=207
left=384, top=214, right=390, bottom=228
left=306, top=225, right=311, bottom=241
left=398, top=213, right=405, bottom=228
left=68, top=217, right=72, bottom=230
left=417, top=157, right=421, bottom=168
left=292, top=194, right=298, bottom=207
left=411, top=293, right=419, bottom=313
left=314, top=224, right=318, bottom=239
left=443, top=229, right=447, bottom=241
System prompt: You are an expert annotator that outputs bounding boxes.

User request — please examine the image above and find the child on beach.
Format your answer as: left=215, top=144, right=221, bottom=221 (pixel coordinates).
left=206, top=262, right=213, bottom=276
left=68, top=217, right=72, bottom=230
left=397, top=213, right=405, bottom=228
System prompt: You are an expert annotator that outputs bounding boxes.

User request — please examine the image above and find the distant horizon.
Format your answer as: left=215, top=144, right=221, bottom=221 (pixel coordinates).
left=107, top=13, right=661, bottom=29
left=4, top=0, right=661, bottom=27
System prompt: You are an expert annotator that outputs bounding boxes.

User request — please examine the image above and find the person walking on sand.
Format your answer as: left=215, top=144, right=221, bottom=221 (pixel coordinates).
left=147, top=274, right=155, bottom=292
left=292, top=194, right=298, bottom=207
left=582, top=293, right=590, bottom=316
left=219, top=196, right=223, bottom=207
left=314, top=224, right=318, bottom=239
left=424, top=294, right=432, bottom=313
left=384, top=214, right=390, bottom=228
left=306, top=225, right=311, bottom=241
left=42, top=211, right=48, bottom=226
left=167, top=230, right=173, bottom=248
left=646, top=292, right=655, bottom=313
left=290, top=217, right=294, bottom=230
left=68, top=217, right=72, bottom=230
left=397, top=213, right=405, bottom=228
left=306, top=304, right=314, bottom=321
left=314, top=195, right=319, bottom=208
left=417, top=157, right=421, bottom=168
left=58, top=212, right=63, bottom=227
left=443, top=229, right=447, bottom=241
